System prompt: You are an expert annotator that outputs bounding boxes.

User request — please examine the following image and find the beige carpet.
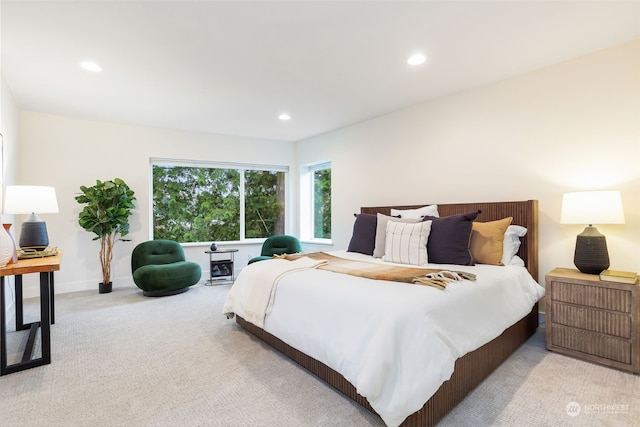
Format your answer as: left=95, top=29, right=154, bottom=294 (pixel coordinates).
left=1, top=283, right=638, bottom=426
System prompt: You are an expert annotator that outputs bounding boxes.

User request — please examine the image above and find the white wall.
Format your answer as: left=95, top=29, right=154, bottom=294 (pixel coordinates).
left=12, top=40, right=640, bottom=297
left=1, top=76, right=21, bottom=313
left=1, top=77, right=20, bottom=208
left=17, top=113, right=295, bottom=296
left=297, top=40, right=640, bottom=284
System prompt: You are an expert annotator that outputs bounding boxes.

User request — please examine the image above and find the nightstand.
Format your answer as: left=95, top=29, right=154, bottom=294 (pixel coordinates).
left=545, top=268, right=639, bottom=373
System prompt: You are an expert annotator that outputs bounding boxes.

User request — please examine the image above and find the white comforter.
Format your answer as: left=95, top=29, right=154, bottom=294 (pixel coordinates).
left=223, top=250, right=545, bottom=427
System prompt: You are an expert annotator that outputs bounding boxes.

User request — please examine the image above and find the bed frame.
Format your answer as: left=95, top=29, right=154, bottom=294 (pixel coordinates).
left=237, top=200, right=540, bottom=426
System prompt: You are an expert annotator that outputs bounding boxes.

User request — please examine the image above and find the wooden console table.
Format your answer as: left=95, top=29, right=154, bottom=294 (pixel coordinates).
left=0, top=251, right=62, bottom=375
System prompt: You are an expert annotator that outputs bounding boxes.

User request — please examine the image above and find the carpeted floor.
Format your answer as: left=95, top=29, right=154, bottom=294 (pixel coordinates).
left=1, top=283, right=638, bottom=426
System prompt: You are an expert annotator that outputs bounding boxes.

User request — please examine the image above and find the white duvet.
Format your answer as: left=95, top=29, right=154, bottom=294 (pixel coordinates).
left=222, top=250, right=544, bottom=427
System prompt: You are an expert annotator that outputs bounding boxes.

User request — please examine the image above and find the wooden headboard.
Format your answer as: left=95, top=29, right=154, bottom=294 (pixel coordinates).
left=360, top=200, right=539, bottom=282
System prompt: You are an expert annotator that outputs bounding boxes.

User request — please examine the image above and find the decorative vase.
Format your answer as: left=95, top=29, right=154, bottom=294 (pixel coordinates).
left=99, top=282, right=113, bottom=294
left=0, top=222, right=15, bottom=268
left=2, top=223, right=18, bottom=264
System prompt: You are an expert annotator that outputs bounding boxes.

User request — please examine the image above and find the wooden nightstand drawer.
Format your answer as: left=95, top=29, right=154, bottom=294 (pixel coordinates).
left=551, top=302, right=631, bottom=338
left=550, top=325, right=631, bottom=365
left=550, top=280, right=632, bottom=313
left=545, top=268, right=640, bottom=373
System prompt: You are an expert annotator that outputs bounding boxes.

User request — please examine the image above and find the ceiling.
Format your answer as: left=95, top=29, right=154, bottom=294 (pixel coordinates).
left=2, top=1, right=639, bottom=142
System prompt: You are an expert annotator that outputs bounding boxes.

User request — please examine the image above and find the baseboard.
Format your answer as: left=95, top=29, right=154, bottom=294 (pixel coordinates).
left=19, top=276, right=138, bottom=298
left=16, top=272, right=219, bottom=298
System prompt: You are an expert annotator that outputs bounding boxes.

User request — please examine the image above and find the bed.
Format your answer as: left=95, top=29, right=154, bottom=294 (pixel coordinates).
left=224, top=200, right=543, bottom=426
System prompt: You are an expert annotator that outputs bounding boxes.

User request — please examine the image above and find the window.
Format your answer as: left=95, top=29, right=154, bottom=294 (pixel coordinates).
left=301, top=161, right=331, bottom=241
left=152, top=159, right=287, bottom=243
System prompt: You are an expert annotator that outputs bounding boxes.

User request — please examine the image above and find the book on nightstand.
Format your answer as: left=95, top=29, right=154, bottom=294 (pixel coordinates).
left=599, top=269, right=638, bottom=284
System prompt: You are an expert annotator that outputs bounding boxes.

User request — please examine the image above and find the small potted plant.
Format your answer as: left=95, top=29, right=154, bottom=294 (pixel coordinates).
left=76, top=178, right=136, bottom=293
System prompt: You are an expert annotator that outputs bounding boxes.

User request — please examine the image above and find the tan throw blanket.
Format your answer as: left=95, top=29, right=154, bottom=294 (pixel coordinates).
left=277, top=252, right=476, bottom=289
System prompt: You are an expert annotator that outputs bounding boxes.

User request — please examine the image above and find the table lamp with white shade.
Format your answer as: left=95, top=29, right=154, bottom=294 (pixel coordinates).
left=3, top=185, right=59, bottom=251
left=560, top=190, right=625, bottom=275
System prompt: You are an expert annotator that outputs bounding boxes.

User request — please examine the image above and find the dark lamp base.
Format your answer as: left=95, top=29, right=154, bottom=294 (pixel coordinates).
left=574, top=226, right=610, bottom=275
left=19, top=221, right=50, bottom=251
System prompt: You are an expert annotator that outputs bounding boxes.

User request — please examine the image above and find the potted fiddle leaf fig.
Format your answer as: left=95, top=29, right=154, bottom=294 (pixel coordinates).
left=76, top=178, right=136, bottom=293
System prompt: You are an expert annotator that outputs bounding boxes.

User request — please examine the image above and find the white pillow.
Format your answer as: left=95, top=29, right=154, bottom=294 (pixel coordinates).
left=390, top=204, right=439, bottom=219
left=501, top=225, right=527, bottom=265
left=373, top=213, right=421, bottom=258
left=383, top=220, right=432, bottom=266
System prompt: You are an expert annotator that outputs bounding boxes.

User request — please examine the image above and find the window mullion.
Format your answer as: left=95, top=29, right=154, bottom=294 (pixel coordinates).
left=239, top=170, right=246, bottom=240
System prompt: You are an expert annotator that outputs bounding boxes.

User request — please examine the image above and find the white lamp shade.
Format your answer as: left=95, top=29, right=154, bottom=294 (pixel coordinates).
left=3, top=185, right=59, bottom=214
left=560, top=190, right=625, bottom=225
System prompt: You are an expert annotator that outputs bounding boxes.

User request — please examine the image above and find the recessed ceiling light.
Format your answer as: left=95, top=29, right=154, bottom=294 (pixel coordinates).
left=80, top=61, right=102, bottom=72
left=278, top=113, right=291, bottom=121
left=407, top=54, right=426, bottom=66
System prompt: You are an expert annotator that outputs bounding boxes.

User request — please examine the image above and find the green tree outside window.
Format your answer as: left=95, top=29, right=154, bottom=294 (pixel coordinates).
left=152, top=164, right=286, bottom=243
left=313, top=167, right=331, bottom=239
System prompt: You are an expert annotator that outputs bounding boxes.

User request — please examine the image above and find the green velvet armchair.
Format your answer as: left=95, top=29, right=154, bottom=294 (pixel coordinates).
left=248, top=234, right=302, bottom=264
left=131, top=240, right=202, bottom=296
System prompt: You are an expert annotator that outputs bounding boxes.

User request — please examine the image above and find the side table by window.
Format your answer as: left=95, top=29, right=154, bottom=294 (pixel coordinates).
left=1, top=251, right=62, bottom=375
left=205, top=249, right=238, bottom=285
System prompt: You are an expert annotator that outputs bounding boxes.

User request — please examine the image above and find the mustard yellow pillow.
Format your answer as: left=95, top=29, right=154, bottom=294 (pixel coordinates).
left=470, top=217, right=513, bottom=265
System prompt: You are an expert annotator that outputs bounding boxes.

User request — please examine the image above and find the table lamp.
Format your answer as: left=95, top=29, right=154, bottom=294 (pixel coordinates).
left=560, top=190, right=625, bottom=275
left=3, top=185, right=59, bottom=251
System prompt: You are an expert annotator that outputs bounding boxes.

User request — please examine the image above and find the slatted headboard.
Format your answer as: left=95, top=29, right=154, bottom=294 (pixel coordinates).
left=360, top=200, right=539, bottom=282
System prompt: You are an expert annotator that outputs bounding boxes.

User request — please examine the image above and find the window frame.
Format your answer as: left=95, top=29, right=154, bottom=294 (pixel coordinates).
left=300, top=160, right=332, bottom=244
left=150, top=157, right=290, bottom=245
